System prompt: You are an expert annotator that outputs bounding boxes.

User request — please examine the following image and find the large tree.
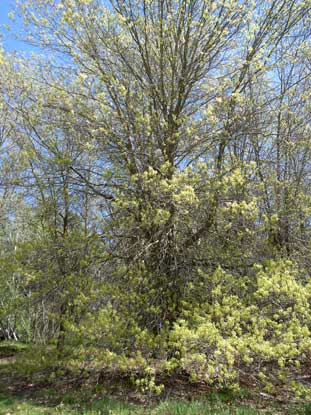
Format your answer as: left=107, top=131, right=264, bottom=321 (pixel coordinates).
left=0, top=0, right=311, bottom=394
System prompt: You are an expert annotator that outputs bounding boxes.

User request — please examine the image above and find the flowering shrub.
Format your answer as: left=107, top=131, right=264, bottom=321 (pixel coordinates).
left=168, top=261, right=311, bottom=398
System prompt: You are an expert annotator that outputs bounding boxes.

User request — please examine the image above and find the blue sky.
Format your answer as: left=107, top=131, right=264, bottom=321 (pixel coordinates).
left=0, top=0, right=31, bottom=52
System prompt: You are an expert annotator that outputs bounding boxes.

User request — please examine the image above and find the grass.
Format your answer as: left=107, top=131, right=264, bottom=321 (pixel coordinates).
left=1, top=392, right=311, bottom=415
left=0, top=393, right=280, bottom=415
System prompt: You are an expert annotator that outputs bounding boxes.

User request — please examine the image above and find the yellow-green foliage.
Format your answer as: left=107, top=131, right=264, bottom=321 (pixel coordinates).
left=56, top=259, right=311, bottom=398
left=168, top=260, right=311, bottom=398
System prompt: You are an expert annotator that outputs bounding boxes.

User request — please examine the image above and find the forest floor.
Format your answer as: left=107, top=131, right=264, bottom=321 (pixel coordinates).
left=0, top=342, right=310, bottom=415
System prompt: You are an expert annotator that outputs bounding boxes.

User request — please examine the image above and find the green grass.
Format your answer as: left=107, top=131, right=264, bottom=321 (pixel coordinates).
left=1, top=393, right=311, bottom=415
left=0, top=394, right=264, bottom=415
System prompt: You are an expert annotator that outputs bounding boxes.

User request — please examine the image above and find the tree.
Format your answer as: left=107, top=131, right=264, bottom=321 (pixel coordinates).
left=0, top=0, right=311, bottom=396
